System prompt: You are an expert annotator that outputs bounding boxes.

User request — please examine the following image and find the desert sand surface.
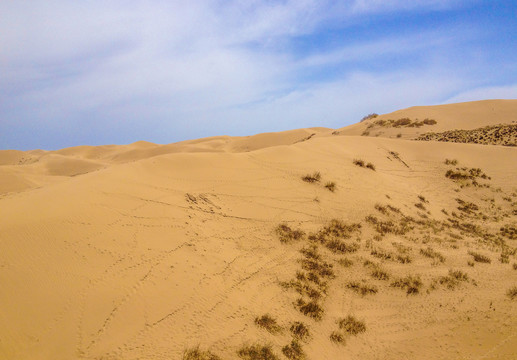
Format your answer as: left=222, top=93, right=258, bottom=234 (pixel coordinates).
left=1, top=100, right=516, bottom=360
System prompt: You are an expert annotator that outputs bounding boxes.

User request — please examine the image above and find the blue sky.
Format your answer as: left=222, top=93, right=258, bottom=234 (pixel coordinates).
left=1, top=0, right=516, bottom=150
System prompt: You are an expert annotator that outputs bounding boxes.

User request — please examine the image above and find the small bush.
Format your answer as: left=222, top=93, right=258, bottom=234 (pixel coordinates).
left=391, top=275, right=423, bottom=295
left=420, top=247, right=446, bottom=263
left=366, top=162, right=376, bottom=171
left=330, top=331, right=346, bottom=344
left=338, top=315, right=366, bottom=335
left=393, top=118, right=411, bottom=127
left=296, top=299, right=324, bottom=320
left=347, top=281, right=378, bottom=296
left=325, top=181, right=337, bottom=192
left=423, top=118, right=437, bottom=125
left=255, top=314, right=282, bottom=334
left=507, top=286, right=517, bottom=300
left=302, top=172, right=321, bottom=183
left=353, top=159, right=365, bottom=167
left=513, top=263, right=517, bottom=270
left=437, top=270, right=469, bottom=290
left=276, top=224, right=305, bottom=243
left=290, top=322, right=310, bottom=342
left=281, top=340, right=305, bottom=360
left=415, top=202, right=426, bottom=211
left=445, top=159, right=458, bottom=166
left=183, top=346, right=222, bottom=360
left=237, top=344, right=279, bottom=360
left=468, top=251, right=491, bottom=263
left=326, top=239, right=360, bottom=254
left=360, top=113, right=378, bottom=122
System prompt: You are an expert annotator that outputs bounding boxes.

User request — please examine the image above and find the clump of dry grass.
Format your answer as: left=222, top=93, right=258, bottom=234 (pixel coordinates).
left=468, top=251, right=491, bottom=263
left=435, top=270, right=470, bottom=290
left=330, top=331, right=346, bottom=344
left=338, top=315, right=366, bottom=335
left=353, top=159, right=376, bottom=171
left=302, top=172, right=321, bottom=183
left=420, top=247, right=446, bottom=264
left=360, top=113, right=378, bottom=122
left=308, top=219, right=361, bottom=254
left=237, top=344, right=279, bottom=360
left=456, top=198, right=479, bottom=214
left=366, top=162, right=376, bottom=171
left=347, top=281, right=378, bottom=296
left=276, top=224, right=305, bottom=243
left=415, top=202, right=426, bottom=211
left=183, top=346, right=222, bottom=360
left=365, top=215, right=412, bottom=236
left=290, top=322, right=310, bottom=342
left=326, top=239, right=360, bottom=254
left=255, top=314, right=282, bottom=334
left=364, top=261, right=390, bottom=280
left=295, top=298, right=324, bottom=320
left=507, top=286, right=517, bottom=300
left=513, top=263, right=517, bottom=270
left=445, top=159, right=458, bottom=166
left=325, top=181, right=337, bottom=192
left=391, top=275, right=423, bottom=295
left=500, top=225, right=517, bottom=240
left=281, top=340, right=305, bottom=360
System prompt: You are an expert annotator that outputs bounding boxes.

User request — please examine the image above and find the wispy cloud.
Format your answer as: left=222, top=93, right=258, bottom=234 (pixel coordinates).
left=0, top=0, right=515, bottom=150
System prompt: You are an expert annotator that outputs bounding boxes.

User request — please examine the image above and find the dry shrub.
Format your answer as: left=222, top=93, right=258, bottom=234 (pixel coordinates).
left=276, top=224, right=305, bottom=243
left=423, top=118, right=437, bottom=125
left=391, top=275, right=423, bottom=295
left=183, top=346, right=222, bottom=360
left=325, top=181, right=337, bottom=192
left=468, top=251, right=491, bottom=263
left=255, top=314, right=282, bottom=334
left=347, top=281, right=378, bottom=296
left=326, top=239, right=360, bottom=254
left=436, top=270, right=469, bottom=290
left=290, top=322, right=310, bottom=342
left=366, top=215, right=411, bottom=235
left=330, top=331, right=346, bottom=344
left=366, top=162, right=376, bottom=171
left=237, top=344, right=279, bottom=360
left=360, top=113, right=378, bottom=122
left=445, top=159, right=458, bottom=166
left=281, top=340, right=305, bottom=360
left=508, top=286, right=517, bottom=300
left=295, top=299, right=324, bottom=320
left=420, top=247, right=446, bottom=263
left=302, top=172, right=321, bottom=183
left=338, top=315, right=366, bottom=335
left=353, top=159, right=365, bottom=167
left=415, top=202, right=426, bottom=211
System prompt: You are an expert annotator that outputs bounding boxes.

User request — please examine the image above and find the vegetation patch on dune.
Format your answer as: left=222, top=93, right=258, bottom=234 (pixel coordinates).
left=276, top=224, right=305, bottom=243
left=183, top=346, right=222, bottom=360
left=255, top=314, right=282, bottom=334
left=417, top=124, right=517, bottom=146
left=237, top=344, right=279, bottom=360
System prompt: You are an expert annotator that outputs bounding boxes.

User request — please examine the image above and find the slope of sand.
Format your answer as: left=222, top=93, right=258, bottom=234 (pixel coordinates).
left=338, top=99, right=517, bottom=139
left=1, top=100, right=517, bottom=360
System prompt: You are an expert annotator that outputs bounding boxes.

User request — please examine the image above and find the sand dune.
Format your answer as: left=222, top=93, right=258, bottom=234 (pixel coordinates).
left=1, top=100, right=516, bottom=360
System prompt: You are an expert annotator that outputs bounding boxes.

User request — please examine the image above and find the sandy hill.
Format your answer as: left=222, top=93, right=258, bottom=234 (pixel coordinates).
left=1, top=100, right=516, bottom=360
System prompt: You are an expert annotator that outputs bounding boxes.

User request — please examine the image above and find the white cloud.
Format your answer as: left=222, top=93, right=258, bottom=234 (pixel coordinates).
left=443, top=84, right=517, bottom=104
